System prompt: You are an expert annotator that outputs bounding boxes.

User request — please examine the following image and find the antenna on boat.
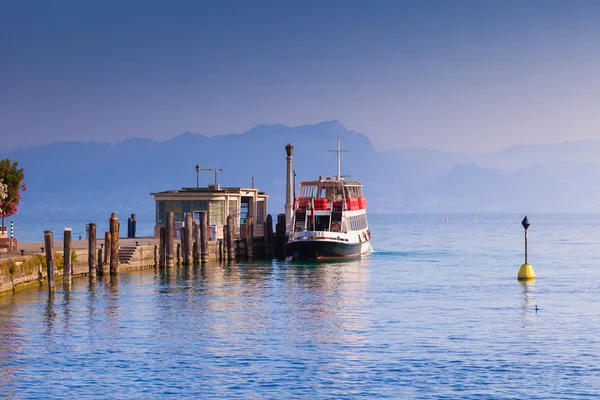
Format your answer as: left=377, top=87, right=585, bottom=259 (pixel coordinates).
left=328, top=125, right=348, bottom=181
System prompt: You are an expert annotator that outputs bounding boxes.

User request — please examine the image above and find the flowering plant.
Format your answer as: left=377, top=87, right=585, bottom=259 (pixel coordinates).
left=0, top=159, right=26, bottom=227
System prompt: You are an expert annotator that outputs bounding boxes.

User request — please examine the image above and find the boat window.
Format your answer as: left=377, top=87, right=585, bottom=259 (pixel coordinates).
left=315, top=215, right=330, bottom=231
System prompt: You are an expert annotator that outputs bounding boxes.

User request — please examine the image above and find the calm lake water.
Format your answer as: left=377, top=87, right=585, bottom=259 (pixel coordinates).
left=2, top=213, right=600, bottom=398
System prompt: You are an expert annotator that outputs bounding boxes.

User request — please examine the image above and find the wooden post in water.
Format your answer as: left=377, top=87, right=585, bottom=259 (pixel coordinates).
left=101, top=232, right=110, bottom=276
left=226, top=215, right=235, bottom=260
left=218, top=238, right=223, bottom=262
left=98, top=248, right=103, bottom=273
left=200, top=212, right=208, bottom=263
left=193, top=224, right=200, bottom=265
left=63, top=228, right=72, bottom=287
left=265, top=214, right=273, bottom=257
left=88, top=223, right=97, bottom=278
left=153, top=245, right=158, bottom=267
left=131, top=214, right=136, bottom=238
left=222, top=225, right=229, bottom=261
left=193, top=241, right=198, bottom=265
left=184, top=213, right=193, bottom=266
left=159, top=227, right=166, bottom=268
left=44, top=230, right=55, bottom=293
left=276, top=213, right=287, bottom=257
left=177, top=241, right=182, bottom=265
left=165, top=212, right=174, bottom=268
left=109, top=213, right=119, bottom=276
left=245, top=217, right=254, bottom=259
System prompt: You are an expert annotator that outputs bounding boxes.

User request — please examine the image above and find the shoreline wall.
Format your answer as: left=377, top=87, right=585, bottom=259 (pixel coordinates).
left=0, top=241, right=225, bottom=295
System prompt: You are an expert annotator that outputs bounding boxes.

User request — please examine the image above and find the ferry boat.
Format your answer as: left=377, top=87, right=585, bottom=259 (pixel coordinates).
left=286, top=138, right=372, bottom=260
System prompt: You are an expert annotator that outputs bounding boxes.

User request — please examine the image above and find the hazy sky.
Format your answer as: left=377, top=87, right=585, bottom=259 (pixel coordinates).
left=2, top=0, right=600, bottom=153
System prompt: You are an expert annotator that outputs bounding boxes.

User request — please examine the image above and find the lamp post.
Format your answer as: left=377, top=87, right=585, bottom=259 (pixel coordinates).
left=195, top=164, right=200, bottom=188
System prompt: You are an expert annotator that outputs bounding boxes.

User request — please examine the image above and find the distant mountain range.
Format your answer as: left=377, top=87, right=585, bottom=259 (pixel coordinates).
left=3, top=120, right=600, bottom=216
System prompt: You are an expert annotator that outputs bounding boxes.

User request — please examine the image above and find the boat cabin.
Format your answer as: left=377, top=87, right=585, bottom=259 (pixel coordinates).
left=293, top=177, right=367, bottom=233
left=151, top=184, right=269, bottom=239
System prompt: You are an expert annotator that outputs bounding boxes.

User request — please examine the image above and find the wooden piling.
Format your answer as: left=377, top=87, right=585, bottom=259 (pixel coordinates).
left=184, top=213, right=193, bottom=266
left=159, top=227, right=166, bottom=268
left=101, top=232, right=110, bottom=276
left=98, top=248, right=103, bottom=273
left=193, top=224, right=200, bottom=265
left=153, top=245, right=158, bottom=267
left=245, top=217, right=254, bottom=259
left=88, top=223, right=97, bottom=278
left=226, top=215, right=235, bottom=260
left=193, top=241, right=198, bottom=265
left=63, top=228, right=72, bottom=287
left=222, top=225, right=229, bottom=261
left=276, top=213, right=287, bottom=257
left=44, top=230, right=55, bottom=293
left=131, top=214, right=136, bottom=238
left=265, top=214, right=273, bottom=257
left=109, top=213, right=119, bottom=276
left=218, top=238, right=223, bottom=262
left=177, top=241, right=182, bottom=265
left=200, top=212, right=208, bottom=263
left=165, top=211, right=174, bottom=268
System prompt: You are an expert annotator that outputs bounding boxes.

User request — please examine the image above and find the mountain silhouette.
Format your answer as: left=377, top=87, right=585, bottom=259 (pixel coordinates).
left=3, top=121, right=600, bottom=215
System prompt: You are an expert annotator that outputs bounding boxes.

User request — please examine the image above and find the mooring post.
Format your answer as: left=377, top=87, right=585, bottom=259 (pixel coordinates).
left=44, top=230, right=55, bottom=293
left=276, top=213, right=287, bottom=257
left=222, top=225, right=228, bottom=261
left=63, top=228, right=72, bottom=287
left=178, top=226, right=185, bottom=265
left=109, top=213, right=119, bottom=276
left=226, top=215, right=235, bottom=260
left=159, top=226, right=166, bottom=268
left=265, top=214, right=273, bottom=257
left=101, top=232, right=110, bottom=276
left=88, top=223, right=97, bottom=278
left=218, top=238, right=223, bottom=262
left=185, top=213, right=193, bottom=266
left=165, top=211, right=174, bottom=268
left=245, top=217, right=254, bottom=259
left=127, top=216, right=132, bottom=238
left=131, top=214, right=136, bottom=238
left=153, top=245, right=158, bottom=267
left=193, top=224, right=200, bottom=265
left=193, top=241, right=198, bottom=265
left=98, top=248, right=103, bottom=274
left=200, top=212, right=208, bottom=263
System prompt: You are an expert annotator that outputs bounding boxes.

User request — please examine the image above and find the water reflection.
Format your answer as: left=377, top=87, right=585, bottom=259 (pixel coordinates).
left=520, top=281, right=536, bottom=333
left=0, top=296, right=19, bottom=396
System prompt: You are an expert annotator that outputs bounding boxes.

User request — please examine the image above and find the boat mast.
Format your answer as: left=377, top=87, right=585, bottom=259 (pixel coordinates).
left=328, top=129, right=348, bottom=181
left=337, top=136, right=341, bottom=181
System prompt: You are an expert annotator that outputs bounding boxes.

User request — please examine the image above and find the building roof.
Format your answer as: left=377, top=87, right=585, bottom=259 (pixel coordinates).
left=151, top=186, right=268, bottom=196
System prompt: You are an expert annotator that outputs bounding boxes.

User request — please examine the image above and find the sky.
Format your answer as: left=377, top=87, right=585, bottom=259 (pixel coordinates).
left=2, top=0, right=600, bottom=153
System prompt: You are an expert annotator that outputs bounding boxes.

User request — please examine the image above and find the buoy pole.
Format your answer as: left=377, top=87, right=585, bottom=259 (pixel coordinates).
left=518, top=215, right=536, bottom=281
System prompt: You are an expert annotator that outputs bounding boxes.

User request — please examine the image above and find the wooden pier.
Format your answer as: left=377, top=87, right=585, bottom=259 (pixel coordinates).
left=0, top=212, right=287, bottom=295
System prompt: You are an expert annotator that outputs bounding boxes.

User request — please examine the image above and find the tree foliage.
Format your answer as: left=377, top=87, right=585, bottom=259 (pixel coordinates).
left=0, top=179, right=7, bottom=215
left=0, top=159, right=27, bottom=219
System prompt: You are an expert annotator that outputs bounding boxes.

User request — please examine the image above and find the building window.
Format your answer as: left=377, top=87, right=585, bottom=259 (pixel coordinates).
left=256, top=200, right=265, bottom=225
left=156, top=201, right=165, bottom=225
left=193, top=201, right=208, bottom=211
left=174, top=201, right=190, bottom=222
left=209, top=200, right=225, bottom=227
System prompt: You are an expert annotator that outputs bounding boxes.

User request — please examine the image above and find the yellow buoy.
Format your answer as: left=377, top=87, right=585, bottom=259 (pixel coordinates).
left=518, top=263, right=536, bottom=281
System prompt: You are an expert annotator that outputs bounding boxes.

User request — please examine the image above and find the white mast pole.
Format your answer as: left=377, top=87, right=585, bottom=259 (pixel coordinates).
left=337, top=136, right=341, bottom=181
